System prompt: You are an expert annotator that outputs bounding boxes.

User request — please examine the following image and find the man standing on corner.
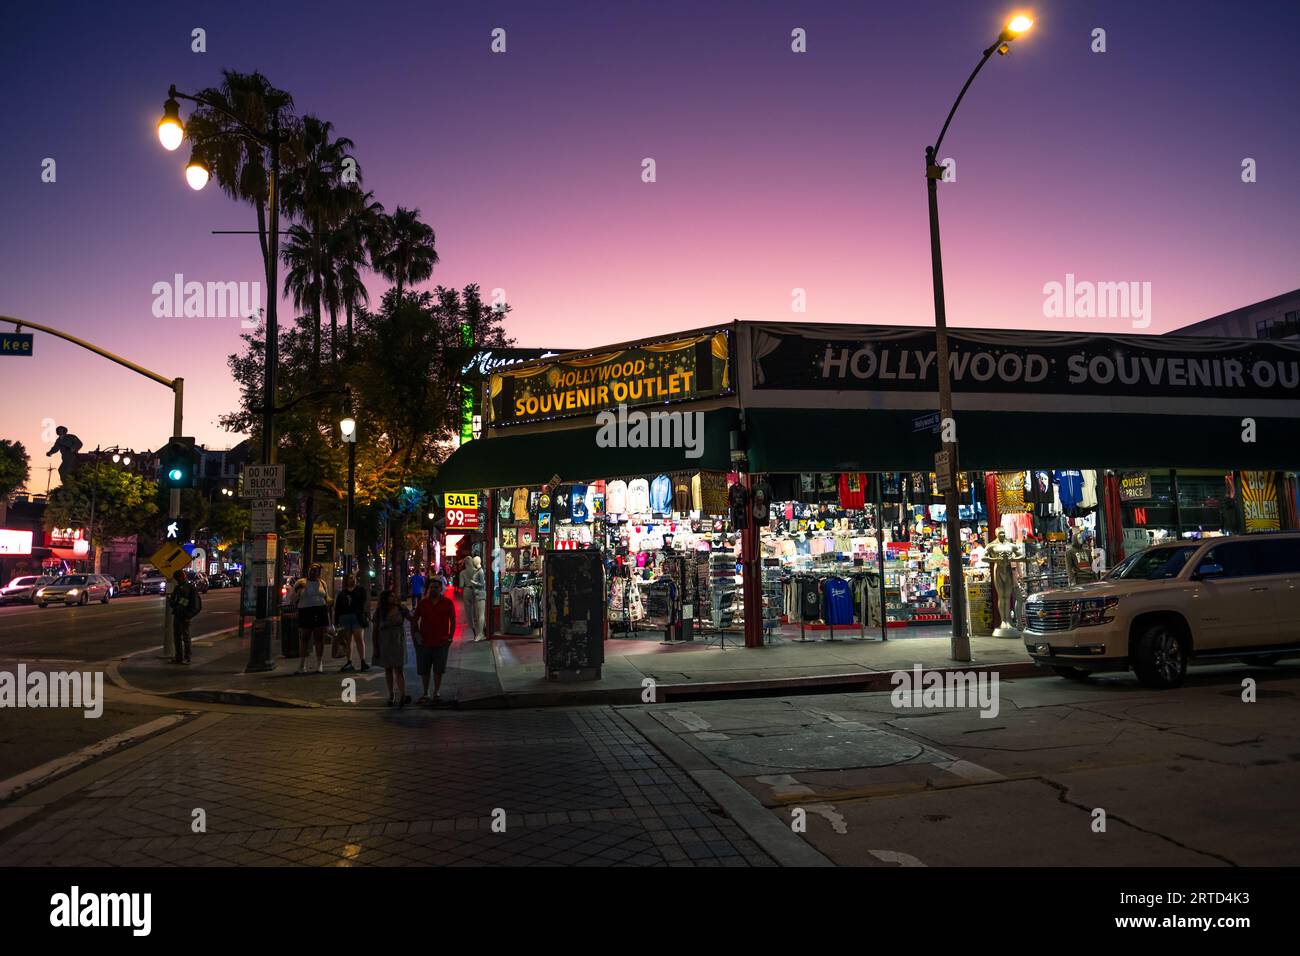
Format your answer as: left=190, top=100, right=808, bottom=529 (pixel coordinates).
left=168, top=569, right=201, bottom=664
left=409, top=566, right=426, bottom=610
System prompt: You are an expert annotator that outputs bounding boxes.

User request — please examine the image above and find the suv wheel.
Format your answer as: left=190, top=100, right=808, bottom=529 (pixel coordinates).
left=101, top=589, right=111, bottom=604
left=1132, top=622, right=1187, bottom=689
left=1242, top=654, right=1280, bottom=666
left=78, top=591, right=89, bottom=606
left=1052, top=665, right=1092, bottom=681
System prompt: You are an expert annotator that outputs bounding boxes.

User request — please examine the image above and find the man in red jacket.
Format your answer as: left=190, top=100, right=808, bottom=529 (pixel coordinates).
left=411, top=579, right=457, bottom=704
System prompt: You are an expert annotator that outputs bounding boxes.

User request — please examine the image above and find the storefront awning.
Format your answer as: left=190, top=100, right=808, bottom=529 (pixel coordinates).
left=744, top=407, right=1300, bottom=472
left=433, top=408, right=741, bottom=494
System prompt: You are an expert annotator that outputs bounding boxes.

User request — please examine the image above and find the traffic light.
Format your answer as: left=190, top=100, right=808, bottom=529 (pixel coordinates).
left=159, top=436, right=199, bottom=489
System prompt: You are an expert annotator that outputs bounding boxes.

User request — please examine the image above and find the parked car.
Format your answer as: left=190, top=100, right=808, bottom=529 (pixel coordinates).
left=186, top=570, right=209, bottom=593
left=138, top=571, right=168, bottom=595
left=35, top=574, right=115, bottom=607
left=0, top=575, right=59, bottom=605
left=1025, top=533, right=1300, bottom=688
left=208, top=572, right=231, bottom=589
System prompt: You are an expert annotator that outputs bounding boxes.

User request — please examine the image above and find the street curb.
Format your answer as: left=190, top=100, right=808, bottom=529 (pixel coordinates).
left=616, top=707, right=834, bottom=867
left=162, top=689, right=322, bottom=708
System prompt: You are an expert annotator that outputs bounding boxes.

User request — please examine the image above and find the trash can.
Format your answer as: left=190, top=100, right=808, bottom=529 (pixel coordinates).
left=280, top=606, right=300, bottom=658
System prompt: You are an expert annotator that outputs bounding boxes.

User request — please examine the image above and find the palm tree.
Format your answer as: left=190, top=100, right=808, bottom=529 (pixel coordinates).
left=281, top=224, right=324, bottom=351
left=185, top=71, right=295, bottom=291
left=374, top=206, right=439, bottom=299
left=335, top=188, right=385, bottom=350
left=279, top=116, right=356, bottom=366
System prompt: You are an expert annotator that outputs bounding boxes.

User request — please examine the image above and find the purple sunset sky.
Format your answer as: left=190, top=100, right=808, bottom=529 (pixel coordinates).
left=2, top=0, right=1297, bottom=490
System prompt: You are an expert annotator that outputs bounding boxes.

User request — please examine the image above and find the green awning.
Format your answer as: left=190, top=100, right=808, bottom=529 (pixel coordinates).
left=433, top=408, right=740, bottom=494
left=744, top=408, right=1300, bottom=472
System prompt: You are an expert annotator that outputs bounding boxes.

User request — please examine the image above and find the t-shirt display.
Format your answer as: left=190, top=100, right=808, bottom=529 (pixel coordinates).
left=627, top=478, right=651, bottom=514
left=606, top=480, right=628, bottom=516
left=512, top=486, right=531, bottom=522
left=570, top=482, right=589, bottom=522
left=839, top=473, right=867, bottom=510
left=823, top=576, right=854, bottom=625
left=650, top=474, right=672, bottom=515
left=553, top=485, right=572, bottom=521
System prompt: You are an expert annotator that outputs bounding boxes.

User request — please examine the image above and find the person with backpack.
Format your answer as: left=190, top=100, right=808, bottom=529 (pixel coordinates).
left=168, top=569, right=201, bottom=664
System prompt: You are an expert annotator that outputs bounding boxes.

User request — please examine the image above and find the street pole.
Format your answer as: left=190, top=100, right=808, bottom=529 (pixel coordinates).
left=164, top=377, right=183, bottom=660
left=345, top=439, right=356, bottom=578
left=925, top=148, right=969, bottom=662
left=923, top=16, right=1034, bottom=662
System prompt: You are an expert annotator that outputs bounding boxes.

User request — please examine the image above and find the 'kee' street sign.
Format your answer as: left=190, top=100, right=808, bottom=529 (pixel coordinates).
left=0, top=332, right=34, bottom=356
left=241, top=464, right=285, bottom=499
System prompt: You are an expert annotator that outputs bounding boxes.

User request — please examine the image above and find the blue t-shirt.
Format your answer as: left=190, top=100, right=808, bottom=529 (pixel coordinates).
left=410, top=573, right=426, bottom=596
left=650, top=474, right=672, bottom=514
left=823, top=577, right=854, bottom=625
left=1056, top=470, right=1084, bottom=510
left=570, top=483, right=589, bottom=522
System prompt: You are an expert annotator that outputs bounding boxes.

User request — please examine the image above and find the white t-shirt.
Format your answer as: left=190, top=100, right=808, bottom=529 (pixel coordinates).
left=627, top=478, right=651, bottom=514
left=297, top=578, right=329, bottom=608
left=606, top=480, right=628, bottom=516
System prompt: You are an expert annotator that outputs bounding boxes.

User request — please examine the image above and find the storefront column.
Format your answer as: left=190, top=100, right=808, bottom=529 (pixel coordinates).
left=485, top=489, right=496, bottom=639
left=741, top=473, right=763, bottom=648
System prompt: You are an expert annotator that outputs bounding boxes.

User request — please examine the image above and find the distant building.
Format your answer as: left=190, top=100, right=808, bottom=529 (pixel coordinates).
left=1168, top=288, right=1300, bottom=340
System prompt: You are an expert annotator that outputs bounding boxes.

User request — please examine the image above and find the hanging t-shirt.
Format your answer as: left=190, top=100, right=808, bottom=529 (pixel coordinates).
left=606, top=480, right=628, bottom=516
left=799, top=579, right=822, bottom=622
left=1055, top=470, right=1084, bottom=510
left=839, top=473, right=867, bottom=510
left=672, top=474, right=692, bottom=513
left=650, top=474, right=672, bottom=514
left=553, top=485, right=572, bottom=521
left=512, top=487, right=531, bottom=522
left=996, top=472, right=1027, bottom=513
left=1080, top=470, right=1099, bottom=508
left=570, top=483, right=589, bottom=522
left=823, top=577, right=854, bottom=625
left=627, top=478, right=651, bottom=514
left=498, top=493, right=512, bottom=522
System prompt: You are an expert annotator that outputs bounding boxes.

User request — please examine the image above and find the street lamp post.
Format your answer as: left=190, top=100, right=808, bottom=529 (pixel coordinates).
left=159, top=83, right=283, bottom=671
left=339, top=414, right=356, bottom=578
left=925, top=14, right=1033, bottom=662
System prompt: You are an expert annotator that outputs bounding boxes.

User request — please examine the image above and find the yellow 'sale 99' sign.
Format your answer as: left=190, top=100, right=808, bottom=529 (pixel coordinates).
left=445, top=492, right=480, bottom=530
left=487, top=330, right=731, bottom=426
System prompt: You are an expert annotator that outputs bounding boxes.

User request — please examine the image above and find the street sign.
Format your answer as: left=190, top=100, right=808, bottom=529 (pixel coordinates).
left=445, top=492, right=480, bottom=530
left=934, top=450, right=954, bottom=493
left=251, top=534, right=277, bottom=587
left=148, top=541, right=194, bottom=580
left=240, top=464, right=285, bottom=499
left=913, top=411, right=941, bottom=434
left=0, top=332, right=34, bottom=356
left=163, top=517, right=192, bottom=542
left=342, top=528, right=356, bottom=556
left=311, top=530, right=337, bottom=565
left=250, top=499, right=276, bottom=534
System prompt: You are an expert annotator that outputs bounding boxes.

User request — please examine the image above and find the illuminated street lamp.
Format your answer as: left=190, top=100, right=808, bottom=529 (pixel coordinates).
left=924, top=12, right=1034, bottom=663
left=157, top=96, right=184, bottom=150
left=184, top=152, right=210, bottom=191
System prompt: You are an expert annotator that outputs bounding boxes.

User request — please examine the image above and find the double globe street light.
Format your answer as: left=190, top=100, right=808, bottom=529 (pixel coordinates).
left=926, top=13, right=1033, bottom=662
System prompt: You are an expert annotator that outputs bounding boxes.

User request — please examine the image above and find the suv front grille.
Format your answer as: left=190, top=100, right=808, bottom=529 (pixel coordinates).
left=1025, top=599, right=1075, bottom=632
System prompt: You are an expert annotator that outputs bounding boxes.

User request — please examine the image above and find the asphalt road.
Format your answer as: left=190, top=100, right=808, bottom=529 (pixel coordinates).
left=0, top=587, right=241, bottom=662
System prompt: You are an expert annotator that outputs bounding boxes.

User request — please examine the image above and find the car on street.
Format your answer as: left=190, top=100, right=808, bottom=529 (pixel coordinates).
left=35, top=573, right=116, bottom=606
left=186, top=570, right=210, bottom=593
left=1024, top=532, right=1300, bottom=688
left=208, top=572, right=231, bottom=589
left=0, top=575, right=59, bottom=605
left=137, top=571, right=168, bottom=595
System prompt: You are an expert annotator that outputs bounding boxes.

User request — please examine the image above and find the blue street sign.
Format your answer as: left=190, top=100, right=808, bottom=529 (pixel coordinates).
left=912, top=411, right=941, bottom=433
left=0, top=332, right=34, bottom=356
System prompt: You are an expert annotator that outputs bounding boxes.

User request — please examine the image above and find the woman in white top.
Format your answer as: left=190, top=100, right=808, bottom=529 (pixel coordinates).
left=294, top=564, right=332, bottom=673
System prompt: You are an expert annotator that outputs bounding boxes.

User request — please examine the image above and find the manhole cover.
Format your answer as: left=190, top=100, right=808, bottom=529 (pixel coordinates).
left=713, top=727, right=924, bottom=770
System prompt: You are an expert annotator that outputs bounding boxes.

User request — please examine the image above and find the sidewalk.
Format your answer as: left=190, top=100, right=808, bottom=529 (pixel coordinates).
left=117, top=608, right=1038, bottom=709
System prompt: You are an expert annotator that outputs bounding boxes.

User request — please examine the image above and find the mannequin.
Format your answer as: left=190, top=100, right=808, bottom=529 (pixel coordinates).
left=985, top=527, right=1028, bottom=637
left=468, top=555, right=486, bottom=640
left=1067, top=530, right=1095, bottom=585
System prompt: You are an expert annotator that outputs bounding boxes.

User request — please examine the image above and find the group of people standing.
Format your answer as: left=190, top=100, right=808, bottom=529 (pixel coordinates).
left=287, top=556, right=484, bottom=708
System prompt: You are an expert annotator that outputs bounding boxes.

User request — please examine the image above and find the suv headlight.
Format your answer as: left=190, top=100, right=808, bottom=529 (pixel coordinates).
left=66, top=588, right=80, bottom=596
left=1077, top=596, right=1119, bottom=626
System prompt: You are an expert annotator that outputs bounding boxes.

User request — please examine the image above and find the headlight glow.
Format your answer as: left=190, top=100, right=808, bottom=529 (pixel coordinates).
left=1077, top=596, right=1119, bottom=626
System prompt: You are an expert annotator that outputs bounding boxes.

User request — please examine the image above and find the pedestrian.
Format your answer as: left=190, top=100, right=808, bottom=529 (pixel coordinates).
left=167, top=569, right=201, bottom=664
left=411, top=578, right=457, bottom=705
left=334, top=572, right=370, bottom=672
left=294, top=564, right=333, bottom=674
left=409, top=566, right=426, bottom=610
left=372, top=587, right=411, bottom=708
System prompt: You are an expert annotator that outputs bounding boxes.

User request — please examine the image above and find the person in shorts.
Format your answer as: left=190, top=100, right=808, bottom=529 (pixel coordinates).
left=411, top=578, right=457, bottom=705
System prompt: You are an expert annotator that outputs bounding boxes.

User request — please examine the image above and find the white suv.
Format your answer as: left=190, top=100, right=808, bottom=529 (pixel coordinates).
left=1024, top=533, right=1300, bottom=688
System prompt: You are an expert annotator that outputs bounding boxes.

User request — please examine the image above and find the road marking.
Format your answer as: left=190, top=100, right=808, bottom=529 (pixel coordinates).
left=870, top=849, right=927, bottom=867
left=670, top=709, right=711, bottom=731
left=806, top=803, right=849, bottom=834
left=756, top=773, right=815, bottom=798
left=0, top=713, right=190, bottom=803
left=935, top=759, right=1007, bottom=783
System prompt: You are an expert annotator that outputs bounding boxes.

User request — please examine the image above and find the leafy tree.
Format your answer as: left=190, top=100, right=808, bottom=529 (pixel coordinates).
left=46, top=464, right=159, bottom=570
left=0, top=439, right=30, bottom=502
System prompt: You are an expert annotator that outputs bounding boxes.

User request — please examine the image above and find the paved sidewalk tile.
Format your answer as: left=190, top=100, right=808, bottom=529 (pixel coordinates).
left=0, top=707, right=772, bottom=867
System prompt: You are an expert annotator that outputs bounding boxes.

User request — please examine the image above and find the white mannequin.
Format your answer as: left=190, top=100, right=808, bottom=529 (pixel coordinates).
left=985, top=527, right=1028, bottom=637
left=468, top=555, right=486, bottom=640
